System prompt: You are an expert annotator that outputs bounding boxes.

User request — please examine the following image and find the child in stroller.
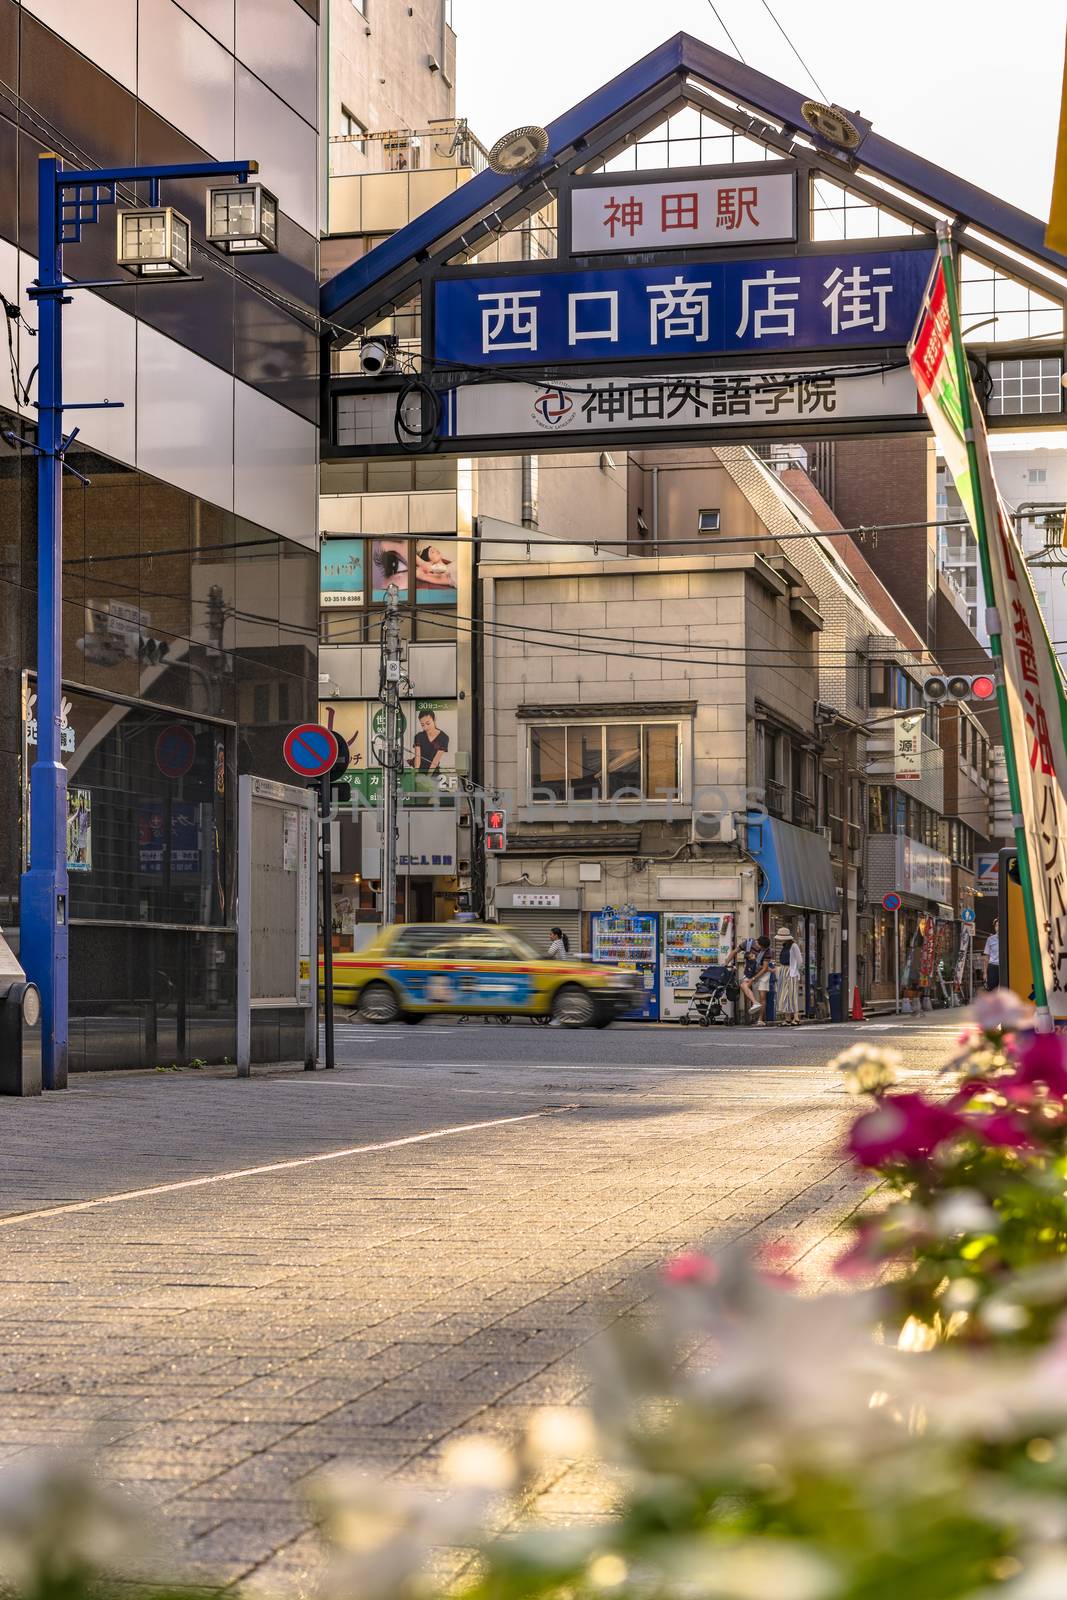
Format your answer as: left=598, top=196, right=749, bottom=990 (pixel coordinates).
left=680, top=961, right=739, bottom=1026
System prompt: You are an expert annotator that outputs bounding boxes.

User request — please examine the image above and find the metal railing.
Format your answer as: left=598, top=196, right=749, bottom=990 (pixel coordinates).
left=328, top=118, right=488, bottom=179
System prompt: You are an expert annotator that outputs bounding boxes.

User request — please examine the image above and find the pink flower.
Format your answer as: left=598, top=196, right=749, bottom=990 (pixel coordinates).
left=833, top=1221, right=885, bottom=1281
left=662, top=1251, right=719, bottom=1286
left=965, top=1111, right=1036, bottom=1150
left=971, top=990, right=1034, bottom=1032
left=847, top=1093, right=965, bottom=1168
left=1008, top=1033, right=1067, bottom=1098
left=754, top=1240, right=799, bottom=1288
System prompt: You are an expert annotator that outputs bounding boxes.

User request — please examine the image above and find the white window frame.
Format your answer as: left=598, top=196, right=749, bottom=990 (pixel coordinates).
left=524, top=718, right=690, bottom=809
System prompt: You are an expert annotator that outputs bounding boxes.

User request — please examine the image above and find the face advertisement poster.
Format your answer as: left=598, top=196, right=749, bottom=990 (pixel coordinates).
left=370, top=539, right=410, bottom=602
left=413, top=539, right=458, bottom=605
left=407, top=700, right=457, bottom=775
left=320, top=538, right=364, bottom=607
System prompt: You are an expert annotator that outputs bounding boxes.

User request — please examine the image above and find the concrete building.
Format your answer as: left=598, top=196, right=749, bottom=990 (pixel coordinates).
left=0, top=0, right=321, bottom=1069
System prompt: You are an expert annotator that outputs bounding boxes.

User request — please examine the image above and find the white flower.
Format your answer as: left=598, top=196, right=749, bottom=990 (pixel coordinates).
left=971, top=989, right=1034, bottom=1033
left=830, top=1043, right=902, bottom=1096
left=932, top=1189, right=998, bottom=1237
left=524, top=1406, right=597, bottom=1465
left=440, top=1434, right=517, bottom=1491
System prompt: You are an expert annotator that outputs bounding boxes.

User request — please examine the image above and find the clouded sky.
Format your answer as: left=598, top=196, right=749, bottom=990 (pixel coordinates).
left=452, top=0, right=1065, bottom=219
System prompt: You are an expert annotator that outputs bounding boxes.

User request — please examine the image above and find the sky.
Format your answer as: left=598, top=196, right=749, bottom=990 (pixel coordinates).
left=452, top=0, right=1065, bottom=220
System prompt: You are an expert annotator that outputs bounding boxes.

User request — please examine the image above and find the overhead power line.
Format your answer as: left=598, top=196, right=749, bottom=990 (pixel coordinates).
left=704, top=0, right=747, bottom=62
left=757, top=0, right=830, bottom=102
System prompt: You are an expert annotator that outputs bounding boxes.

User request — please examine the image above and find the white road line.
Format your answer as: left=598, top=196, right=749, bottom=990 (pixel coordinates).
left=0, top=1112, right=547, bottom=1229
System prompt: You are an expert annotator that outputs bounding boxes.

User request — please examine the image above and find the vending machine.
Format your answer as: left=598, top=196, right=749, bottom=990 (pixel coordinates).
left=590, top=908, right=660, bottom=1020
left=659, top=911, right=735, bottom=1021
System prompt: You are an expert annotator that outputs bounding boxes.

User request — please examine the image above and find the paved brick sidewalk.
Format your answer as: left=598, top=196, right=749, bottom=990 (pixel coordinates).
left=0, top=1023, right=953, bottom=1592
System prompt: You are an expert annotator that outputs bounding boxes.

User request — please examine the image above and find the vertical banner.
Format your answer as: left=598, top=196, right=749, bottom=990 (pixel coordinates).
left=893, top=714, right=924, bottom=783
left=909, top=247, right=1067, bottom=1023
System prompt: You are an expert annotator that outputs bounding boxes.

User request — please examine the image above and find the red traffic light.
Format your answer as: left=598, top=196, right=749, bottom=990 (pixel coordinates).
left=485, top=830, right=507, bottom=853
left=971, top=674, right=996, bottom=701
left=486, top=809, right=507, bottom=831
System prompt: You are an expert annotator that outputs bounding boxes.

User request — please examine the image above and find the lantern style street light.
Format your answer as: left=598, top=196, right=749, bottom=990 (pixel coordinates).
left=116, top=205, right=193, bottom=277
left=206, top=183, right=279, bottom=253
left=13, top=154, right=266, bottom=1091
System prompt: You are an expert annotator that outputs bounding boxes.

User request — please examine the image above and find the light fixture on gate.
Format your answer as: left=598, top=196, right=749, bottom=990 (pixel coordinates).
left=116, top=206, right=192, bottom=277
left=206, top=181, right=278, bottom=253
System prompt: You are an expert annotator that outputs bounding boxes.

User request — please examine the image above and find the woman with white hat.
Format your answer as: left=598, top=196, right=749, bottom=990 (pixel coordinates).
left=774, top=924, right=803, bottom=1027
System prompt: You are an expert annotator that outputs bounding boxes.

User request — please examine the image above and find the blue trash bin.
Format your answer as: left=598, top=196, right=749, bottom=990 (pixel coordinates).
left=828, top=971, right=843, bottom=1024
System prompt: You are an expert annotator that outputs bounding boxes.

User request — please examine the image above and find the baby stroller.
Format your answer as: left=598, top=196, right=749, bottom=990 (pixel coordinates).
left=680, top=962, right=738, bottom=1027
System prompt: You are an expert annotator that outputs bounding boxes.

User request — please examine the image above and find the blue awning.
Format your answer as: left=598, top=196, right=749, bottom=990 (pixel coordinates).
left=746, top=815, right=838, bottom=913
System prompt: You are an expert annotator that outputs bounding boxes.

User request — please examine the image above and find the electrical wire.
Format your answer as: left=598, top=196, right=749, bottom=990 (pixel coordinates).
left=705, top=0, right=747, bottom=61
left=757, top=0, right=830, bottom=102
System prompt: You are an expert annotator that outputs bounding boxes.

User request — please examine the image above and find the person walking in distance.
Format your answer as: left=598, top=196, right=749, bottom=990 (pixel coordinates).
left=984, top=919, right=1000, bottom=991
left=547, top=926, right=569, bottom=961
left=774, top=925, right=803, bottom=1027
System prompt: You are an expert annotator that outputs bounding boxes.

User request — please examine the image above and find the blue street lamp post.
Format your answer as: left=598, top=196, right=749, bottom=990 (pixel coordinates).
left=21, top=153, right=259, bottom=1089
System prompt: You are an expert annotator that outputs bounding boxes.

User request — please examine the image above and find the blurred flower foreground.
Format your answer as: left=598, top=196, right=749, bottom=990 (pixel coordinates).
left=11, top=993, right=1067, bottom=1600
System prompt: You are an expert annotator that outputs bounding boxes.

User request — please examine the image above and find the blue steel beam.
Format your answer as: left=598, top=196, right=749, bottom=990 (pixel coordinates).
left=321, top=30, right=1067, bottom=328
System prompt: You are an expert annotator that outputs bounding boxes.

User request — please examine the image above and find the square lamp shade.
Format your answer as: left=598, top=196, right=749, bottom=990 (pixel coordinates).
left=206, top=183, right=278, bottom=253
left=116, top=206, right=192, bottom=278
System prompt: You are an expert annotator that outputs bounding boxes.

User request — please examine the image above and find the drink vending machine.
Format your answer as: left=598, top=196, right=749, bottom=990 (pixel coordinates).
left=589, top=908, right=660, bottom=1020
left=659, top=912, right=735, bottom=1021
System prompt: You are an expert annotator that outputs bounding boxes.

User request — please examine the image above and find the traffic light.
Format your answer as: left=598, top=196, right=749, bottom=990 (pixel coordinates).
left=485, top=807, right=507, bottom=853
left=921, top=673, right=996, bottom=704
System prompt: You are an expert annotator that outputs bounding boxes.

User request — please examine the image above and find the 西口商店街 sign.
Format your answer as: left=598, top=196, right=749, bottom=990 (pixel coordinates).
left=570, top=172, right=795, bottom=253
left=433, top=247, right=935, bottom=367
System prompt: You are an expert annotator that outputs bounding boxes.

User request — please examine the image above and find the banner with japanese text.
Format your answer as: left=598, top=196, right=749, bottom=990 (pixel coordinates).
left=910, top=257, right=1067, bottom=1018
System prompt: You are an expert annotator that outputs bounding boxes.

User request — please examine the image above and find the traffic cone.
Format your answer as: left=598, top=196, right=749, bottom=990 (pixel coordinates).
left=850, top=986, right=865, bottom=1022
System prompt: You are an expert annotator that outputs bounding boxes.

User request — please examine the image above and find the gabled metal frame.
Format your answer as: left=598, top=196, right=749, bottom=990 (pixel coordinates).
left=322, top=30, right=1067, bottom=457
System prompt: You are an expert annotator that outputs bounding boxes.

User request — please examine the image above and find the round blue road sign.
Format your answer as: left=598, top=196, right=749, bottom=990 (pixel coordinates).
left=961, top=907, right=975, bottom=924
left=155, top=724, right=196, bottom=780
left=283, top=722, right=339, bottom=779
left=882, top=892, right=902, bottom=913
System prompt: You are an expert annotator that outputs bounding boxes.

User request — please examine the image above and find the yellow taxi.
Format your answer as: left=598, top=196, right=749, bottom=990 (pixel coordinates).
left=321, top=922, right=641, bottom=1027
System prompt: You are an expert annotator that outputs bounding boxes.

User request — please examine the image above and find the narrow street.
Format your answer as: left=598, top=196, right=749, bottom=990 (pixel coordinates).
left=0, top=1019, right=953, bottom=1591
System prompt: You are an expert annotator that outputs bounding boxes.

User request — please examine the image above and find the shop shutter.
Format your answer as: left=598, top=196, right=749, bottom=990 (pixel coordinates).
left=499, top=907, right=584, bottom=958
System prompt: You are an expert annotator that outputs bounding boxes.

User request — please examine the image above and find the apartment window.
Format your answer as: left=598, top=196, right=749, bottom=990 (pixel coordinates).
left=339, top=106, right=366, bottom=147
left=529, top=722, right=681, bottom=803
left=1028, top=467, right=1048, bottom=484
left=697, top=509, right=721, bottom=533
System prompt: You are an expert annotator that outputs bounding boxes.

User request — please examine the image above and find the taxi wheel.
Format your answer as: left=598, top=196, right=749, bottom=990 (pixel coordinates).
left=551, top=984, right=597, bottom=1028
left=358, top=982, right=401, bottom=1024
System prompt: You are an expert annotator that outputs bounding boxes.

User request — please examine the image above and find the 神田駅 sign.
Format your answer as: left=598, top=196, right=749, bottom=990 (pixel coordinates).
left=570, top=172, right=796, bottom=253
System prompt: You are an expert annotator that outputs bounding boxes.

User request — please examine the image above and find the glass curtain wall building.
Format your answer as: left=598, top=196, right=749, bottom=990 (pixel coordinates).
left=0, top=0, right=321, bottom=1070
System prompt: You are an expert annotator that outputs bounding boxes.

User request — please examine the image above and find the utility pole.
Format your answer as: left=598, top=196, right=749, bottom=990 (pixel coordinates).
left=380, top=584, right=403, bottom=925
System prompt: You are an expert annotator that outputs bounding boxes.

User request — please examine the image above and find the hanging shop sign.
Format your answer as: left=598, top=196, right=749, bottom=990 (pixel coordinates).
left=570, top=172, right=796, bottom=254
left=433, top=247, right=935, bottom=368
left=893, top=714, right=924, bottom=783
left=438, top=364, right=919, bottom=442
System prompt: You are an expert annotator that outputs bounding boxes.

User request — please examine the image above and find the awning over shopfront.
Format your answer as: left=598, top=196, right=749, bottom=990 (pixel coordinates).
left=746, top=815, right=838, bottom=913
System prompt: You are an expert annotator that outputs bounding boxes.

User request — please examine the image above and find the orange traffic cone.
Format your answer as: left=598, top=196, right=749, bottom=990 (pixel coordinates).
left=850, top=987, right=865, bottom=1022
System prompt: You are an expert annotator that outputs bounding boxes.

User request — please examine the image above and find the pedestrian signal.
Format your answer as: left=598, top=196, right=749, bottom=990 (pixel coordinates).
left=485, top=807, right=507, bottom=853
left=922, top=673, right=997, bottom=703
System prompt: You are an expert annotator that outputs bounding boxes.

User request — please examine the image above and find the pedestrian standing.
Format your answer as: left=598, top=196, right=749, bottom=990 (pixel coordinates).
left=774, top=925, right=803, bottom=1027
left=745, top=935, right=773, bottom=1026
left=984, top=919, right=1000, bottom=991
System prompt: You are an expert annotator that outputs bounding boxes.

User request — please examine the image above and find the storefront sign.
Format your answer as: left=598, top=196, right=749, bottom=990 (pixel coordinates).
left=976, top=852, right=1000, bottom=895
left=571, top=172, right=795, bottom=254
left=434, top=247, right=934, bottom=367
left=320, top=538, right=364, bottom=607
left=898, top=835, right=951, bottom=901
left=441, top=365, right=919, bottom=441
left=512, top=892, right=561, bottom=908
left=893, top=715, right=924, bottom=783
